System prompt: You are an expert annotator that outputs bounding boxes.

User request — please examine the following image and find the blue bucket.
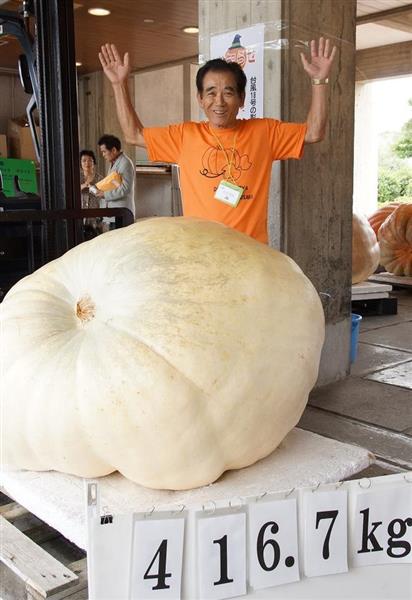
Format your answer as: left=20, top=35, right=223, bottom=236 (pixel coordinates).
left=350, top=313, right=362, bottom=363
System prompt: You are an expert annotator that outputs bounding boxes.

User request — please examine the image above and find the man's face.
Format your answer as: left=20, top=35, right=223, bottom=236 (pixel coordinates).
left=197, top=70, right=245, bottom=130
left=99, top=144, right=119, bottom=163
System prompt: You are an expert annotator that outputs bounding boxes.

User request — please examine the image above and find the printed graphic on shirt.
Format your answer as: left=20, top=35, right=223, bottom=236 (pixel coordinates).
left=199, top=145, right=252, bottom=182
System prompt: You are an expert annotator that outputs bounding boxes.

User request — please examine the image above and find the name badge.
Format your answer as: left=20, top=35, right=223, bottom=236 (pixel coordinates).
left=214, top=180, right=244, bottom=207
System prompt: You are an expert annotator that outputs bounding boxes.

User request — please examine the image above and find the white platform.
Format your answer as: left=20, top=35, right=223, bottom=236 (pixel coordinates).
left=369, top=272, right=412, bottom=288
left=351, top=281, right=392, bottom=300
left=0, top=428, right=372, bottom=550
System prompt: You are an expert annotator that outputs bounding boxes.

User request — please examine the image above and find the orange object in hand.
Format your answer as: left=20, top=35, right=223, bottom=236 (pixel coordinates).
left=95, top=171, right=122, bottom=192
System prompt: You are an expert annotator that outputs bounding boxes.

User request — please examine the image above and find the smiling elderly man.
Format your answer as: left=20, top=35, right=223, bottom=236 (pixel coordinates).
left=99, top=39, right=336, bottom=244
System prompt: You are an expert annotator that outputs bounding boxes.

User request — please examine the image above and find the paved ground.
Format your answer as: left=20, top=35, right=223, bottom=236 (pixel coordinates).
left=298, top=288, right=412, bottom=478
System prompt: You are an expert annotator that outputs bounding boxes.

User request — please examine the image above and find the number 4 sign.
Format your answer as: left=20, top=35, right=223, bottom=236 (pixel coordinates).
left=130, top=516, right=185, bottom=599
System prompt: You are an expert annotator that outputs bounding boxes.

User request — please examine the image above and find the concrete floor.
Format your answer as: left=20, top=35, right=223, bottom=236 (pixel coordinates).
left=298, top=288, right=412, bottom=478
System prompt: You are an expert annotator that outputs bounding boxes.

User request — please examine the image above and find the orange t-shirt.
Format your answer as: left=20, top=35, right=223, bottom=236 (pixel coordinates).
left=143, top=118, right=306, bottom=243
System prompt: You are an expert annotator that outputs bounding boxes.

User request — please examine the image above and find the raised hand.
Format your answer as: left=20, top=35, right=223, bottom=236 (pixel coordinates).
left=300, top=37, right=337, bottom=80
left=99, top=43, right=130, bottom=85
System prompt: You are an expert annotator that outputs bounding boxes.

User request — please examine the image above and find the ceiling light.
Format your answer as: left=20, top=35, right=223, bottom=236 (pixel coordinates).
left=182, top=26, right=199, bottom=34
left=88, top=8, right=111, bottom=16
left=76, top=61, right=82, bottom=67
left=144, top=19, right=155, bottom=24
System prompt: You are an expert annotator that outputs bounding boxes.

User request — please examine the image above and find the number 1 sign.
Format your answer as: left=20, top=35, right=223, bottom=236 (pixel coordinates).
left=197, top=512, right=247, bottom=600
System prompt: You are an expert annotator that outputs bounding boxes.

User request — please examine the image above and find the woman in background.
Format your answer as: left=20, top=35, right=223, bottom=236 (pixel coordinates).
left=80, top=149, right=104, bottom=238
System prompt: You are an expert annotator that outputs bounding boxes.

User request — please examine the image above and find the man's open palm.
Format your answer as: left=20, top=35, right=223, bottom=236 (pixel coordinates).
left=300, top=37, right=337, bottom=80
left=99, top=44, right=130, bottom=85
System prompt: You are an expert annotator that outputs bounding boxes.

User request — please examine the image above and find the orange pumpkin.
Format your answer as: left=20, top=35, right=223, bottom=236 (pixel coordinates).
left=352, top=213, right=380, bottom=284
left=378, top=204, right=412, bottom=276
left=368, top=202, right=402, bottom=237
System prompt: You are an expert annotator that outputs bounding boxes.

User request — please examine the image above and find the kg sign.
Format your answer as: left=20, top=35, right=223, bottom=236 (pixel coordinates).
left=210, top=24, right=264, bottom=120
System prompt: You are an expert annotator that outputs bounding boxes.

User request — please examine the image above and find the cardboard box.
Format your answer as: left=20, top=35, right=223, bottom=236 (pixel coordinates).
left=0, top=134, right=7, bottom=158
left=7, top=117, right=40, bottom=161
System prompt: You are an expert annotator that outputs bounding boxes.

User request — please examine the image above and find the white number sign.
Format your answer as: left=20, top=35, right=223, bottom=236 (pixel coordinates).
left=351, top=484, right=412, bottom=567
left=248, top=497, right=300, bottom=590
left=130, top=517, right=185, bottom=599
left=302, top=489, right=348, bottom=577
left=197, top=512, right=247, bottom=600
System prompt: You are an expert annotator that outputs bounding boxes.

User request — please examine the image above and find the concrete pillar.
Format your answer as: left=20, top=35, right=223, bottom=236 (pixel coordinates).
left=199, top=0, right=356, bottom=385
left=281, top=0, right=356, bottom=384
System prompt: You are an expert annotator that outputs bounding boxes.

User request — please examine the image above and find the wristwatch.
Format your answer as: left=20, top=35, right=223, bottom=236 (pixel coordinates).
left=312, top=78, right=329, bottom=85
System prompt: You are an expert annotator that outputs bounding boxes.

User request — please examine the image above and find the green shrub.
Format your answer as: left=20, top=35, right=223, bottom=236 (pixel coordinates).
left=378, top=168, right=412, bottom=204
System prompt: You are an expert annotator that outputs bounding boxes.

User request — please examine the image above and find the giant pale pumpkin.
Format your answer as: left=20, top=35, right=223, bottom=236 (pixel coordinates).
left=378, top=203, right=412, bottom=276
left=1, top=218, right=324, bottom=490
left=352, top=212, right=380, bottom=284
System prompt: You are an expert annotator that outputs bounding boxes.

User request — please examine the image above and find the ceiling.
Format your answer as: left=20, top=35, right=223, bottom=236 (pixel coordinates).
left=357, top=0, right=412, bottom=49
left=0, top=1, right=411, bottom=74
left=0, top=0, right=199, bottom=74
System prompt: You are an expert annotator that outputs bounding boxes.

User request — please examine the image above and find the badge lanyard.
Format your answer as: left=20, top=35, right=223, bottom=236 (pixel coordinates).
left=209, top=127, right=239, bottom=186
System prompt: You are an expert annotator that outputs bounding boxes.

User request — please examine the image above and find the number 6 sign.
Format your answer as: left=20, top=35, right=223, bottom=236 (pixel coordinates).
left=248, top=498, right=300, bottom=590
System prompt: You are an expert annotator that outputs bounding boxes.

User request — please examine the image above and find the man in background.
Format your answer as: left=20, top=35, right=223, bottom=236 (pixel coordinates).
left=96, top=134, right=136, bottom=225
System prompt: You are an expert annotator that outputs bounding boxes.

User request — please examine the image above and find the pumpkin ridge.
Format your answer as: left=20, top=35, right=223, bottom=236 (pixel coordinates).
left=103, top=320, right=210, bottom=397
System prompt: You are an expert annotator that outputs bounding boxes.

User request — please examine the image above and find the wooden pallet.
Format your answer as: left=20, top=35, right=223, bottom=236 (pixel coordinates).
left=351, top=296, right=398, bottom=316
left=0, top=495, right=88, bottom=600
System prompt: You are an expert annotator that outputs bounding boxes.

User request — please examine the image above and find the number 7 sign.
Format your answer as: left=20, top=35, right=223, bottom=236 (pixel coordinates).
left=302, top=488, right=348, bottom=577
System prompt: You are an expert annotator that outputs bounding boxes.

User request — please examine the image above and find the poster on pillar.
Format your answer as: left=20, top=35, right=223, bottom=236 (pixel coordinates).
left=210, top=24, right=264, bottom=120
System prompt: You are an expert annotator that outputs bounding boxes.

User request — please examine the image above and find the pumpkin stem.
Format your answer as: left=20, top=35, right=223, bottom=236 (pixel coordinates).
left=76, top=295, right=95, bottom=323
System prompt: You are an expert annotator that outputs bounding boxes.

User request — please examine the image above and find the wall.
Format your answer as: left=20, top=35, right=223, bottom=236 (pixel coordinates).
left=78, top=71, right=136, bottom=176
left=353, top=81, right=379, bottom=216
left=133, top=60, right=199, bottom=161
left=78, top=58, right=198, bottom=170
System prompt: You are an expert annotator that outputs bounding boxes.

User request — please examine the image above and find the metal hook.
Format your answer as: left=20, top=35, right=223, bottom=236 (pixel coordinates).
left=335, top=481, right=344, bottom=490
left=403, top=472, right=412, bottom=483
left=311, top=482, right=321, bottom=493
left=285, top=487, right=295, bottom=498
left=229, top=496, right=243, bottom=510
left=202, top=500, right=216, bottom=515
left=358, top=478, right=372, bottom=489
left=172, top=504, right=186, bottom=515
left=144, top=505, right=156, bottom=518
